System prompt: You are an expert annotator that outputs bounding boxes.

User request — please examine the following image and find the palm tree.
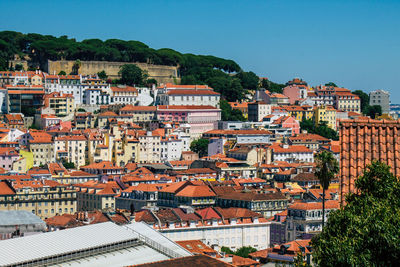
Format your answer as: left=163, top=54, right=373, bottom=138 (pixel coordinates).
left=315, top=151, right=339, bottom=228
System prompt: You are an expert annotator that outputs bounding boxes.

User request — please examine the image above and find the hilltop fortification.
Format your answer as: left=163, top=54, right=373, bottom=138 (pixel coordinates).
left=45, top=60, right=179, bottom=84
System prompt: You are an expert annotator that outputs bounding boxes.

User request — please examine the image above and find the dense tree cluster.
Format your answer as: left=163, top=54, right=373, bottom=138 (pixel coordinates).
left=0, top=31, right=240, bottom=72
left=312, top=161, right=400, bottom=266
left=220, top=99, right=246, bottom=121
left=189, top=138, right=209, bottom=157
left=352, top=90, right=382, bottom=118
left=260, top=78, right=285, bottom=93
left=300, top=119, right=339, bottom=140
left=0, top=31, right=252, bottom=101
left=221, top=246, right=257, bottom=258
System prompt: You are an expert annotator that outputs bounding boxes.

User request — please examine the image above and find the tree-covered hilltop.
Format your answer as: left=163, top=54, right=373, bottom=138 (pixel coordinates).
left=0, top=31, right=267, bottom=103
left=0, top=31, right=240, bottom=71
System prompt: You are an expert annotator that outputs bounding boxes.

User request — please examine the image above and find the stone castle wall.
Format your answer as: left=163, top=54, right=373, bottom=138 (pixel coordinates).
left=45, top=60, right=180, bottom=84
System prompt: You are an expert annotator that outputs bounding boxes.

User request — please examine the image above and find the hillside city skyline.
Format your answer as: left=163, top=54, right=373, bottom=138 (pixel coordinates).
left=0, top=1, right=399, bottom=266
left=2, top=0, right=399, bottom=100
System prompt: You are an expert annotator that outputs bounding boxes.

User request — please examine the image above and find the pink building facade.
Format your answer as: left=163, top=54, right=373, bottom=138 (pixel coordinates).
left=0, top=147, right=19, bottom=171
left=273, top=116, right=300, bottom=136
left=157, top=105, right=221, bottom=137
left=283, top=85, right=308, bottom=104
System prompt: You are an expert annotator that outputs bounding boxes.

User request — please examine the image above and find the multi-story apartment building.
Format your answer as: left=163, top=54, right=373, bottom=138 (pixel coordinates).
left=289, top=133, right=330, bottom=151
left=369, top=89, right=390, bottom=114
left=203, top=129, right=272, bottom=145
left=248, top=101, right=271, bottom=122
left=135, top=206, right=272, bottom=251
left=4, top=114, right=24, bottom=129
left=286, top=200, right=339, bottom=241
left=156, top=83, right=220, bottom=107
left=157, top=105, right=221, bottom=138
left=83, top=88, right=111, bottom=105
left=74, top=112, right=96, bottom=130
left=0, top=147, right=20, bottom=171
left=335, top=91, right=361, bottom=113
left=270, top=143, right=314, bottom=163
left=117, top=183, right=166, bottom=211
left=160, top=135, right=183, bottom=162
left=138, top=130, right=163, bottom=163
left=283, top=85, right=308, bottom=104
left=216, top=191, right=289, bottom=218
left=157, top=89, right=220, bottom=108
left=110, top=85, right=138, bottom=105
left=75, top=182, right=120, bottom=211
left=28, top=131, right=55, bottom=167
left=43, top=92, right=75, bottom=116
left=0, top=179, right=77, bottom=220
left=313, top=105, right=337, bottom=130
left=44, top=74, right=84, bottom=104
left=119, top=105, right=157, bottom=123
left=5, top=85, right=45, bottom=114
left=283, top=105, right=314, bottom=121
left=55, top=135, right=87, bottom=168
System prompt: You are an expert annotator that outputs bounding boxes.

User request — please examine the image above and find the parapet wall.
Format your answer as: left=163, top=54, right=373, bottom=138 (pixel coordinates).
left=46, top=60, right=180, bottom=84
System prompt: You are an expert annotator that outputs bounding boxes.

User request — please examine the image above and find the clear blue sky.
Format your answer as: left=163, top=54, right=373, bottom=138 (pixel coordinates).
left=2, top=0, right=400, bottom=101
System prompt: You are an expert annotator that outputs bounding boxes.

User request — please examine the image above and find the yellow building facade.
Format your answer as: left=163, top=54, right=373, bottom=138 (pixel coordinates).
left=314, top=106, right=337, bottom=130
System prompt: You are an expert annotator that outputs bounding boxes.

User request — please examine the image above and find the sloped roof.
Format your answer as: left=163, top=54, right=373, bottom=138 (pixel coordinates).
left=289, top=200, right=339, bottom=210
left=340, top=119, right=400, bottom=204
left=175, top=185, right=216, bottom=198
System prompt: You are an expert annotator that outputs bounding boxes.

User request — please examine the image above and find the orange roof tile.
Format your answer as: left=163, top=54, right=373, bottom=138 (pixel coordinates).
left=339, top=119, right=400, bottom=204
left=289, top=200, right=339, bottom=210
left=176, top=185, right=216, bottom=197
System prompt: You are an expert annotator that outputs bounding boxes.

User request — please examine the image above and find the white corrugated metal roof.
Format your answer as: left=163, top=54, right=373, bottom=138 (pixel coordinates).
left=0, top=222, right=138, bottom=266
left=125, top=222, right=192, bottom=257
left=56, top=245, right=169, bottom=267
left=0, top=210, right=45, bottom=226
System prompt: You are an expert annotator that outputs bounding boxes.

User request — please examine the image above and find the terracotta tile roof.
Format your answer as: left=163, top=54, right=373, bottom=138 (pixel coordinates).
left=82, top=161, right=123, bottom=170
left=214, top=207, right=261, bottom=219
left=196, top=207, right=221, bottom=220
left=156, top=208, right=180, bottom=223
left=96, top=185, right=117, bottom=195
left=166, top=89, right=220, bottom=96
left=270, top=143, right=312, bottom=153
left=110, top=86, right=138, bottom=93
left=0, top=147, right=18, bottom=156
left=228, top=102, right=248, bottom=108
left=292, top=172, right=318, bottom=182
left=134, top=209, right=158, bottom=224
left=174, top=168, right=216, bottom=175
left=218, top=191, right=287, bottom=201
left=45, top=214, right=77, bottom=228
left=175, top=185, right=216, bottom=197
left=289, top=200, right=339, bottom=210
left=159, top=180, right=192, bottom=193
left=30, top=131, right=52, bottom=143
left=172, top=208, right=201, bottom=221
left=231, top=255, right=259, bottom=266
left=120, top=105, right=157, bottom=111
left=176, top=240, right=217, bottom=255
left=56, top=135, right=87, bottom=141
left=290, top=133, right=329, bottom=142
left=340, top=119, right=400, bottom=204
left=0, top=181, right=15, bottom=195
left=130, top=254, right=233, bottom=267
